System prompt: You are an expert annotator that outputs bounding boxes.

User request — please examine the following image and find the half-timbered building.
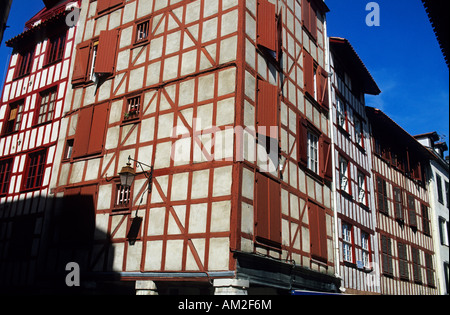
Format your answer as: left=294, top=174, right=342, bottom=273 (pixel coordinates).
left=44, top=0, right=340, bottom=294
left=0, top=0, right=80, bottom=292
left=328, top=37, right=381, bottom=294
left=367, top=107, right=439, bottom=295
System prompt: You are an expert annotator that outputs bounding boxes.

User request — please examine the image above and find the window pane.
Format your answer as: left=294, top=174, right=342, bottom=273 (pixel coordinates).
left=307, top=131, right=319, bottom=174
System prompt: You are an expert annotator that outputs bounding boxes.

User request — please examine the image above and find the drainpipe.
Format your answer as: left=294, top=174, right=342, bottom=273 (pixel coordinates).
left=322, top=11, right=343, bottom=291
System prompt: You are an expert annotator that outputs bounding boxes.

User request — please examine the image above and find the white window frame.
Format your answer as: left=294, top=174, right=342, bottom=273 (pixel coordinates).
left=339, top=156, right=349, bottom=193
left=440, top=217, right=449, bottom=246
left=342, top=223, right=353, bottom=263
left=89, top=42, right=99, bottom=83
left=336, top=97, right=346, bottom=129
left=357, top=171, right=366, bottom=204
left=307, top=131, right=319, bottom=174
left=361, top=232, right=371, bottom=268
left=354, top=116, right=363, bottom=147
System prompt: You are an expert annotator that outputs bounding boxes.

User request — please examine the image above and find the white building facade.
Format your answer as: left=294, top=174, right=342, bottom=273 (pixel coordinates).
left=415, top=132, right=449, bottom=295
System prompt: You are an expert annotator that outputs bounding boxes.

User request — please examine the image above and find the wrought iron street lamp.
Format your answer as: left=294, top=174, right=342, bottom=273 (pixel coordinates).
left=118, top=156, right=153, bottom=193
left=118, top=156, right=154, bottom=246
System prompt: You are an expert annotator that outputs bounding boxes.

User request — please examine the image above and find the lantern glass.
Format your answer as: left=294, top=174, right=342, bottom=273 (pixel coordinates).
left=119, top=165, right=136, bottom=188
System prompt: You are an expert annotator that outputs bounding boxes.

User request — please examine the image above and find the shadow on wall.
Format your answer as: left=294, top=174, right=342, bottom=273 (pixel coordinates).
left=0, top=192, right=134, bottom=295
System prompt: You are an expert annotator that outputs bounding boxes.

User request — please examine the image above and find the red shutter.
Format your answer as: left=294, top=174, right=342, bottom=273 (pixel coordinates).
left=308, top=202, right=320, bottom=258
left=268, top=178, right=281, bottom=244
left=320, top=135, right=332, bottom=182
left=303, top=51, right=314, bottom=97
left=255, top=173, right=281, bottom=246
left=95, top=30, right=119, bottom=74
left=302, top=0, right=311, bottom=31
left=412, top=161, right=423, bottom=182
left=318, top=66, right=329, bottom=110
left=88, top=102, right=109, bottom=155
left=97, top=0, right=123, bottom=13
left=110, top=0, right=123, bottom=8
left=309, top=202, right=327, bottom=262
left=256, top=172, right=270, bottom=241
left=257, top=0, right=277, bottom=52
left=72, top=106, right=94, bottom=158
left=257, top=79, right=278, bottom=137
left=72, top=41, right=91, bottom=84
left=309, top=2, right=317, bottom=40
left=298, top=116, right=308, bottom=166
left=302, top=0, right=317, bottom=40
left=318, top=206, right=327, bottom=260
left=97, top=0, right=111, bottom=14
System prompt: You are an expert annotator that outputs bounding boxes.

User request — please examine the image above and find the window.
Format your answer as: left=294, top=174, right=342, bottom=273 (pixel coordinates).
left=336, top=97, right=346, bottom=130
left=412, top=247, right=422, bottom=283
left=88, top=41, right=99, bottom=82
left=361, top=232, right=371, bottom=268
left=393, top=187, right=404, bottom=221
left=410, top=160, right=423, bottom=182
left=446, top=181, right=449, bottom=209
left=421, top=204, right=431, bottom=236
left=298, top=117, right=332, bottom=181
left=376, top=176, right=389, bottom=215
left=15, top=48, right=34, bottom=78
left=255, top=172, right=282, bottom=247
left=354, top=116, right=364, bottom=147
left=303, top=50, right=328, bottom=109
left=342, top=223, right=353, bottom=263
left=374, top=138, right=382, bottom=156
left=3, top=100, right=24, bottom=134
left=115, top=184, right=131, bottom=209
left=71, top=29, right=119, bottom=85
left=437, top=174, right=444, bottom=204
left=357, top=171, right=367, bottom=205
left=381, top=235, right=393, bottom=276
left=313, top=67, right=318, bottom=100
left=64, top=139, right=74, bottom=160
left=439, top=217, right=449, bottom=246
left=444, top=262, right=449, bottom=294
left=46, top=32, right=66, bottom=64
left=309, top=202, right=328, bottom=262
left=135, top=20, right=150, bottom=43
left=307, top=130, right=319, bottom=174
left=339, top=156, right=349, bottom=194
left=36, top=88, right=57, bottom=125
left=398, top=242, right=409, bottom=280
left=24, top=149, right=47, bottom=191
left=72, top=103, right=109, bottom=159
left=0, top=159, right=13, bottom=196
left=425, top=253, right=435, bottom=287
left=391, top=151, right=405, bottom=171
left=407, top=195, right=417, bottom=228
left=124, top=95, right=142, bottom=121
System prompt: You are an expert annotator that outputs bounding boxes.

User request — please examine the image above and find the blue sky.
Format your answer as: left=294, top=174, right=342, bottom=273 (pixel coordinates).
left=0, top=0, right=43, bottom=88
left=1, top=0, right=449, bottom=151
left=326, top=0, right=449, bottom=150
